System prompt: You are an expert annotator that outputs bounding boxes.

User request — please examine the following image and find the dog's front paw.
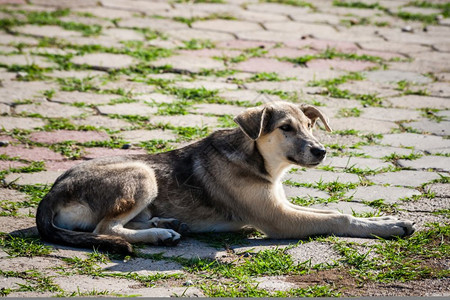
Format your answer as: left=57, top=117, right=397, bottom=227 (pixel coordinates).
left=155, top=229, right=181, bottom=246
left=351, top=216, right=415, bottom=238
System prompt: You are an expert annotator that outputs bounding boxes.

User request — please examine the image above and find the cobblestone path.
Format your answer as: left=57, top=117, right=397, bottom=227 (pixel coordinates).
left=0, top=0, right=449, bottom=297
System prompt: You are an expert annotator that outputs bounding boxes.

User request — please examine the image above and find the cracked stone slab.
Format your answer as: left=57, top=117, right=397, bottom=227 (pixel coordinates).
left=72, top=53, right=138, bottom=70
left=97, top=103, right=158, bottom=116
left=408, top=120, right=450, bottom=136
left=350, top=145, right=420, bottom=159
left=119, top=129, right=178, bottom=143
left=191, top=103, right=244, bottom=116
left=151, top=54, right=225, bottom=73
left=367, top=170, right=442, bottom=187
left=51, top=91, right=118, bottom=105
left=150, top=114, right=219, bottom=127
left=29, top=130, right=110, bottom=144
left=15, top=102, right=92, bottom=118
left=139, top=238, right=227, bottom=260
left=284, top=169, right=361, bottom=185
left=0, top=116, right=46, bottom=131
left=283, top=185, right=329, bottom=200
left=4, top=171, right=63, bottom=185
left=286, top=241, right=341, bottom=266
left=381, top=133, right=450, bottom=152
left=387, top=95, right=450, bottom=109
left=398, top=156, right=450, bottom=172
left=323, top=156, right=394, bottom=170
left=346, top=185, right=421, bottom=204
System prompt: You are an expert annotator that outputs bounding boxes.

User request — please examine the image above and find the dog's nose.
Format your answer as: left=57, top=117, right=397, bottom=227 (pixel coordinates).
left=310, top=146, right=326, bottom=159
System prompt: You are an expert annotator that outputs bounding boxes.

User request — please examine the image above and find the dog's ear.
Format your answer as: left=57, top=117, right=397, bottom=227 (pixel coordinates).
left=300, top=104, right=332, bottom=132
left=234, top=106, right=268, bottom=140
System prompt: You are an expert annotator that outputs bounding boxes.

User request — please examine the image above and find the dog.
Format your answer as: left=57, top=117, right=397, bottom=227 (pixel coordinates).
left=36, top=101, right=415, bottom=254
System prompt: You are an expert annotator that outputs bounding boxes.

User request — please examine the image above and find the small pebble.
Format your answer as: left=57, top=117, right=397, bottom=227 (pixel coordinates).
left=121, top=144, right=131, bottom=149
left=0, top=141, right=9, bottom=147
left=401, top=25, right=414, bottom=33
left=183, top=280, right=194, bottom=286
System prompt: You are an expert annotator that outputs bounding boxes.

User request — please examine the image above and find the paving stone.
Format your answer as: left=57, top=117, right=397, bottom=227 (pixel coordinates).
left=48, top=69, right=107, bottom=79
left=29, top=130, right=110, bottom=144
left=279, top=67, right=345, bottom=82
left=233, top=57, right=296, bottom=73
left=173, top=80, right=238, bottom=91
left=0, top=32, right=39, bottom=46
left=72, top=53, right=137, bottom=70
left=59, top=15, right=112, bottom=27
left=233, top=9, right=289, bottom=22
left=246, top=3, right=310, bottom=15
left=103, top=258, right=184, bottom=276
left=24, top=47, right=76, bottom=56
left=0, top=80, right=58, bottom=104
left=359, top=41, right=430, bottom=55
left=398, top=156, right=450, bottom=172
left=284, top=169, right=361, bottom=185
left=0, top=45, right=18, bottom=53
left=361, top=107, right=423, bottom=122
left=290, top=12, right=341, bottom=25
left=425, top=183, right=450, bottom=198
left=254, top=276, right=298, bottom=292
left=266, top=47, right=318, bottom=58
left=133, top=93, right=177, bottom=104
left=338, top=81, right=398, bottom=98
left=30, top=0, right=96, bottom=7
left=4, top=171, right=63, bottom=185
left=119, top=129, right=178, bottom=143
left=398, top=198, right=450, bottom=216
left=0, top=160, right=28, bottom=170
left=0, top=276, right=27, bottom=291
left=382, top=133, right=450, bottom=151
left=237, top=30, right=305, bottom=43
left=0, top=145, right=64, bottom=161
left=0, top=103, right=11, bottom=115
left=330, top=117, right=397, bottom=134
left=12, top=24, right=82, bottom=38
left=192, top=19, right=261, bottom=33
left=82, top=147, right=147, bottom=159
left=44, top=160, right=81, bottom=171
left=216, top=39, right=276, bottom=50
left=306, top=59, right=377, bottom=72
left=166, top=28, right=235, bottom=42
left=219, top=89, right=271, bottom=103
left=0, top=116, right=45, bottom=131
left=311, top=201, right=378, bottom=215
left=100, top=79, right=156, bottom=94
left=426, top=82, right=450, bottom=98
left=244, top=80, right=308, bottom=93
left=350, top=145, right=420, bottom=159
left=365, top=70, right=433, bottom=84
left=0, top=54, right=57, bottom=68
left=151, top=54, right=225, bottom=73
left=367, top=170, right=441, bottom=187
left=102, top=28, right=145, bottom=41
left=323, top=156, right=394, bottom=170
left=15, top=102, right=92, bottom=118
left=150, top=114, right=219, bottom=128
left=265, top=21, right=338, bottom=39
left=140, top=238, right=227, bottom=260
left=230, top=238, right=300, bottom=254
left=0, top=188, right=29, bottom=203
left=119, top=17, right=188, bottom=31
left=0, top=216, right=36, bottom=236
left=387, top=95, right=450, bottom=110
left=191, top=103, right=244, bottom=116
left=284, top=38, right=358, bottom=52
left=72, top=115, right=131, bottom=130
left=346, top=185, right=421, bottom=204
left=66, top=36, right=123, bottom=48
left=287, top=241, right=341, bottom=266
left=97, top=103, right=157, bottom=116
left=283, top=185, right=329, bottom=200
left=101, top=0, right=171, bottom=12
left=408, top=120, right=450, bottom=136
left=73, top=6, right=135, bottom=19
left=178, top=48, right=241, bottom=59
left=51, top=91, right=117, bottom=105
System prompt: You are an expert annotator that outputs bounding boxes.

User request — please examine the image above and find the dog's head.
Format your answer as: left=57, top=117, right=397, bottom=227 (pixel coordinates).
left=235, top=101, right=332, bottom=173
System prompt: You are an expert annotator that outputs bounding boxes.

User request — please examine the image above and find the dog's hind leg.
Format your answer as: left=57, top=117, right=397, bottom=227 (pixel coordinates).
left=125, top=217, right=190, bottom=234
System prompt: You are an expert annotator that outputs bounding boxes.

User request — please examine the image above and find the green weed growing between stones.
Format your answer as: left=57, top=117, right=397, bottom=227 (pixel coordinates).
left=260, top=0, right=315, bottom=9
left=0, top=235, right=52, bottom=257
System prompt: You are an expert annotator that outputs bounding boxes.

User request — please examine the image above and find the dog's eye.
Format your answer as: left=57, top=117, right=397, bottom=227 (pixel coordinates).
left=280, top=124, right=293, bottom=132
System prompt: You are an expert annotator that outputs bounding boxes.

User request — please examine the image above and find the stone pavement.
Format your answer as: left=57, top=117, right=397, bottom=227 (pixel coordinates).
left=0, top=0, right=449, bottom=297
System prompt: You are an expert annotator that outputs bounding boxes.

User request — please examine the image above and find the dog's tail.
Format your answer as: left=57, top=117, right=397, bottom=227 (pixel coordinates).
left=36, top=195, right=133, bottom=255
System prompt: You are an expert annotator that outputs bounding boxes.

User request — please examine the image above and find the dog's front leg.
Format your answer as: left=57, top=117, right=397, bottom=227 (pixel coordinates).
left=253, top=206, right=414, bottom=239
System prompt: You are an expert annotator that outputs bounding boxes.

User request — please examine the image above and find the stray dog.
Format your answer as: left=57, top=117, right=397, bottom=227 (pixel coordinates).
left=36, top=101, right=415, bottom=254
